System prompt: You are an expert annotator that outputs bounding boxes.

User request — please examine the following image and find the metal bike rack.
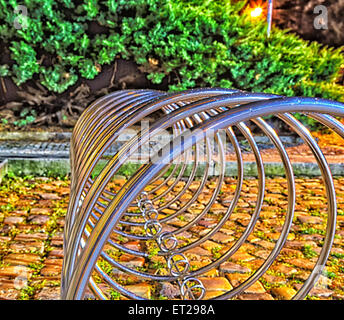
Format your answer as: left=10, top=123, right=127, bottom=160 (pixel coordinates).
left=61, top=88, right=344, bottom=300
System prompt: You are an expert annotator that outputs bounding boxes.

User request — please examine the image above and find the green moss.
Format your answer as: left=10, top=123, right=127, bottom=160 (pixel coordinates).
left=302, top=244, right=318, bottom=258
left=109, top=289, right=121, bottom=300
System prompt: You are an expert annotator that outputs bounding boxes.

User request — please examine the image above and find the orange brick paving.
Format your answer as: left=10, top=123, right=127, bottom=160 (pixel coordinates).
left=0, top=176, right=343, bottom=300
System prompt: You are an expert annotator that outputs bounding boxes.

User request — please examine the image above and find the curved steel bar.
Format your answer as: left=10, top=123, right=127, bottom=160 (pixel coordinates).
left=61, top=89, right=344, bottom=301
left=64, top=90, right=248, bottom=283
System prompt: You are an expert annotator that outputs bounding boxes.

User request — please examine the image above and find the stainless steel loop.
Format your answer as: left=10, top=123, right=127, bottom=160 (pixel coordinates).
left=167, top=253, right=190, bottom=277
left=61, top=88, right=344, bottom=300
left=144, top=219, right=162, bottom=238
left=180, top=277, right=206, bottom=300
left=158, top=232, right=178, bottom=253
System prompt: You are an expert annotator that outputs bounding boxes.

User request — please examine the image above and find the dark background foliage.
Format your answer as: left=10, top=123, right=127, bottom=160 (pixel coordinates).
left=0, top=0, right=343, bottom=129
left=274, top=0, right=344, bottom=47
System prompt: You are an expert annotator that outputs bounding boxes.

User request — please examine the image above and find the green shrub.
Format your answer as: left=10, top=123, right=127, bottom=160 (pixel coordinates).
left=0, top=0, right=343, bottom=101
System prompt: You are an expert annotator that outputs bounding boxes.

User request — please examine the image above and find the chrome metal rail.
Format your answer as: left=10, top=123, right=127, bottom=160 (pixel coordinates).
left=61, top=88, right=344, bottom=300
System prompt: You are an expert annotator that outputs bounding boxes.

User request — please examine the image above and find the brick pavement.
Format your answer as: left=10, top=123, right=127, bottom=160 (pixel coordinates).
left=0, top=176, right=343, bottom=300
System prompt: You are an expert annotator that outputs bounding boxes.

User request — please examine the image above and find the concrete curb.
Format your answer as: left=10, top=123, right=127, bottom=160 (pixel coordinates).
left=5, top=158, right=344, bottom=178
left=0, top=132, right=341, bottom=178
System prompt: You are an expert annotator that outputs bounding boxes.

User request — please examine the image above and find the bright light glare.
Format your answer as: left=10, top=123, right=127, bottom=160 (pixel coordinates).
left=250, top=7, right=263, bottom=18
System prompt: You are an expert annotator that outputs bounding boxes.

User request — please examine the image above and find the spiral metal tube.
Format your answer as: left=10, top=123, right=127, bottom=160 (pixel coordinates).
left=61, top=88, right=344, bottom=300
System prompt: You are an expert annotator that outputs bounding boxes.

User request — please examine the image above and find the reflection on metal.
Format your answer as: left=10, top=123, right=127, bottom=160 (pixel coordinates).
left=61, top=88, right=344, bottom=300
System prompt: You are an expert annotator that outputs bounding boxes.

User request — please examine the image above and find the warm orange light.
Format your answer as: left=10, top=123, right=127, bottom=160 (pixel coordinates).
left=250, top=7, right=263, bottom=18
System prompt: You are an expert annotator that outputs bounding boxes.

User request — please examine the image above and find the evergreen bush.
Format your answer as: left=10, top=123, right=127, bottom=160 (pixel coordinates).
left=0, top=0, right=343, bottom=109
